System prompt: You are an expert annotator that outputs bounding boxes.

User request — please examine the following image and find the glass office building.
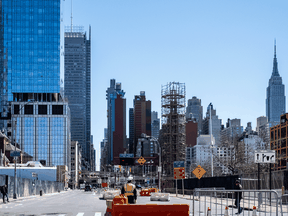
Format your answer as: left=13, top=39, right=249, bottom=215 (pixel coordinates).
left=0, top=0, right=70, bottom=168
left=0, top=0, right=60, bottom=109
left=64, top=26, right=91, bottom=170
left=12, top=101, right=70, bottom=167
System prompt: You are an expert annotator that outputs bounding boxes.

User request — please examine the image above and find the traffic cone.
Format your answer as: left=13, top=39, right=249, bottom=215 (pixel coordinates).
left=207, top=207, right=211, bottom=216
left=252, top=206, right=257, bottom=216
left=224, top=206, right=229, bottom=216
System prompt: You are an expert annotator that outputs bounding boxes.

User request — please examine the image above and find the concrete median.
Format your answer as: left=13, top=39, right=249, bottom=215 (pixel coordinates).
left=150, top=193, right=170, bottom=201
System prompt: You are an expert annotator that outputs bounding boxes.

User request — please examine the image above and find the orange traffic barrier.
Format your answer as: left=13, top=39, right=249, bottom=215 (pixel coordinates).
left=112, top=204, right=189, bottom=216
left=140, top=189, right=151, bottom=196
left=113, top=195, right=128, bottom=205
left=102, top=183, right=108, bottom=188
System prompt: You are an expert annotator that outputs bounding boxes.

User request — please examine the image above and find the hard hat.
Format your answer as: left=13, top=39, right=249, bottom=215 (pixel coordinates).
left=127, top=176, right=133, bottom=181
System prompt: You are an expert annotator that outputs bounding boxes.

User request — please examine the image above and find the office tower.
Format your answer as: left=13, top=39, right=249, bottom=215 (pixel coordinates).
left=132, top=91, right=151, bottom=156
left=266, top=42, right=286, bottom=122
left=186, top=96, right=203, bottom=134
left=129, top=108, right=134, bottom=154
left=106, top=79, right=126, bottom=165
left=151, top=111, right=160, bottom=139
left=64, top=26, right=91, bottom=170
left=256, top=116, right=268, bottom=133
left=0, top=0, right=71, bottom=168
left=161, top=82, right=186, bottom=177
left=202, top=103, right=222, bottom=145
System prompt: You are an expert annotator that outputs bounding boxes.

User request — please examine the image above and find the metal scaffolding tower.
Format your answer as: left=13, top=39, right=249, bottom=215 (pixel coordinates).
left=161, top=82, right=186, bottom=177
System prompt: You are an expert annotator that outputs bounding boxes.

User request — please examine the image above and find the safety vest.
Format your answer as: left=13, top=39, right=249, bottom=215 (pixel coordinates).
left=124, top=183, right=135, bottom=196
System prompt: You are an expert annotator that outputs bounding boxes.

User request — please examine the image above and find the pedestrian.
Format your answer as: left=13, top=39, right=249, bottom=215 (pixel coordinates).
left=234, top=180, right=243, bottom=214
left=1, top=184, right=9, bottom=203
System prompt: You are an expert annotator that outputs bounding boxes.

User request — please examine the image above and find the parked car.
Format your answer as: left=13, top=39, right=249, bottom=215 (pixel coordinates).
left=85, top=185, right=92, bottom=191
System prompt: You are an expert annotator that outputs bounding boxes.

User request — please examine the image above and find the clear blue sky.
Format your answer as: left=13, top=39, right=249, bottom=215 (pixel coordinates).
left=62, top=0, right=288, bottom=171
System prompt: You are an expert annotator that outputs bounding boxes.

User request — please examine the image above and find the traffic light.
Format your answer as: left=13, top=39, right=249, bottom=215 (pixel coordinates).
left=120, top=157, right=134, bottom=166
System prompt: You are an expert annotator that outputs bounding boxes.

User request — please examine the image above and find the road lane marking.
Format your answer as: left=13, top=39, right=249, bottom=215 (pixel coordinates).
left=95, top=213, right=101, bottom=216
left=76, top=213, right=84, bottom=216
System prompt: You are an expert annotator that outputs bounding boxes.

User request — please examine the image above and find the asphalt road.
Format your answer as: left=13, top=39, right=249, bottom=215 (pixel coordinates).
left=0, top=189, right=194, bottom=216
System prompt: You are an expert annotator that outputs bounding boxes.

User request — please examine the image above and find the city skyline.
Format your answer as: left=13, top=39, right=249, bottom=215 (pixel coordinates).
left=61, top=0, right=288, bottom=170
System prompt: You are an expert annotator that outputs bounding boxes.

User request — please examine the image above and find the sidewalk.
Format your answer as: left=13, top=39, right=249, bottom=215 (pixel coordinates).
left=0, top=190, right=68, bottom=205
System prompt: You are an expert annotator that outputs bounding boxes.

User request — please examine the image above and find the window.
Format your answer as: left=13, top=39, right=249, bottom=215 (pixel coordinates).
left=52, top=105, right=63, bottom=115
left=14, top=105, right=20, bottom=114
left=24, top=105, right=33, bottom=114
left=38, top=105, right=47, bottom=115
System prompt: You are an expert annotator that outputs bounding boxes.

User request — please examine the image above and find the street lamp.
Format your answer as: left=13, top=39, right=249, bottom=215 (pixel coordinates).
left=12, top=99, right=34, bottom=199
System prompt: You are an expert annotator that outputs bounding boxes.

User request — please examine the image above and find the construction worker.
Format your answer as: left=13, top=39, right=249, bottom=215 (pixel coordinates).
left=121, top=176, right=137, bottom=204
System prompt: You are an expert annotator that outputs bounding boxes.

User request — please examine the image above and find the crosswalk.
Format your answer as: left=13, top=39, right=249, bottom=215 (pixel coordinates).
left=76, top=213, right=102, bottom=216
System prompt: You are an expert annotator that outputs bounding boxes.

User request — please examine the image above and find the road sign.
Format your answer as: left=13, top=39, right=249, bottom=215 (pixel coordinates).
left=174, top=167, right=185, bottom=179
left=137, top=156, right=146, bottom=165
left=10, top=151, right=20, bottom=157
left=173, top=161, right=185, bottom=168
left=32, top=172, right=38, bottom=178
left=255, top=150, right=276, bottom=163
left=119, top=153, right=134, bottom=158
left=192, top=165, right=206, bottom=179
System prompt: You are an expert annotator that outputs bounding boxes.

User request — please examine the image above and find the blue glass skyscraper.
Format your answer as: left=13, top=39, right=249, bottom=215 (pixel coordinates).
left=266, top=42, right=286, bottom=122
left=0, top=0, right=70, bottom=168
left=0, top=0, right=60, bottom=108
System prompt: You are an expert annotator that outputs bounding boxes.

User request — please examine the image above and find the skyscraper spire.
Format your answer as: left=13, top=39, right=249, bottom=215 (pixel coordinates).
left=272, top=40, right=279, bottom=76
left=274, top=39, right=276, bottom=57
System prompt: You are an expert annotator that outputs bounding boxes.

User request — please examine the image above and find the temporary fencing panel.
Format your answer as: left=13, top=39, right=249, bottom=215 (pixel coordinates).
left=191, top=189, right=284, bottom=216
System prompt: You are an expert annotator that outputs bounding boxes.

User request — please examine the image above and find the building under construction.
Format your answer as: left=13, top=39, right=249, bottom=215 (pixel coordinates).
left=161, top=82, right=186, bottom=177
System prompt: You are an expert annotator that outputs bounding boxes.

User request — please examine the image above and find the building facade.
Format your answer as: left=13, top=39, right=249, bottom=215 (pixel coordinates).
left=129, top=108, right=134, bottom=153
left=132, top=91, right=151, bottom=156
left=151, top=111, right=160, bottom=139
left=106, top=79, right=126, bottom=165
left=266, top=43, right=286, bottom=122
left=186, top=120, right=197, bottom=147
left=186, top=96, right=203, bottom=134
left=64, top=26, right=91, bottom=170
left=256, top=116, right=268, bottom=133
left=202, top=103, right=222, bottom=146
left=270, top=113, right=288, bottom=170
left=0, top=0, right=71, bottom=169
left=11, top=100, right=71, bottom=169
left=220, top=118, right=243, bottom=146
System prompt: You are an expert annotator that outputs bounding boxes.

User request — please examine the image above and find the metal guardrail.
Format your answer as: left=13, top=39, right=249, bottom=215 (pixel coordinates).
left=191, top=189, right=285, bottom=216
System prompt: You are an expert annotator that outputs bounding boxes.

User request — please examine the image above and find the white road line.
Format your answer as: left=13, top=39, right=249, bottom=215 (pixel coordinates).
left=95, top=213, right=102, bottom=216
left=76, top=213, right=84, bottom=216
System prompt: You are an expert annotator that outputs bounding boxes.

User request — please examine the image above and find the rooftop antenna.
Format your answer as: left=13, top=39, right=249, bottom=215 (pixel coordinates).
left=71, top=0, right=73, bottom=32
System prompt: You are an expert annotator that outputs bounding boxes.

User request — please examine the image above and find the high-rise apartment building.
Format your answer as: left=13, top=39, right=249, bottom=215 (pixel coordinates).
left=220, top=118, right=243, bottom=146
left=132, top=91, right=151, bottom=156
left=64, top=26, right=92, bottom=170
left=106, top=79, right=126, bottom=165
left=186, top=96, right=203, bottom=134
left=266, top=43, right=286, bottom=122
left=0, top=0, right=71, bottom=168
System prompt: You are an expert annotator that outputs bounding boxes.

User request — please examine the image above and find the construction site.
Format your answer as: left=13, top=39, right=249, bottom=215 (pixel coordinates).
left=161, top=82, right=186, bottom=177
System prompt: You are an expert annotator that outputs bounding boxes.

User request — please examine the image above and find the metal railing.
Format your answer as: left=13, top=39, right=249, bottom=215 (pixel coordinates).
left=162, top=188, right=287, bottom=215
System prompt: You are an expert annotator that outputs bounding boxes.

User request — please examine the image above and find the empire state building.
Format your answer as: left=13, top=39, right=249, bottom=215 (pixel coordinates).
left=266, top=42, right=286, bottom=122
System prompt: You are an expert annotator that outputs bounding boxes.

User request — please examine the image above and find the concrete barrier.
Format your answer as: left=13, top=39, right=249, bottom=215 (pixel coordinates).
left=112, top=204, right=189, bottom=216
left=150, top=193, right=170, bottom=201
left=103, top=190, right=121, bottom=200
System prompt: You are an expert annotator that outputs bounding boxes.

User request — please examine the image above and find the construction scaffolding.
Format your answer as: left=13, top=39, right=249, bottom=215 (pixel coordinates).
left=161, top=82, right=186, bottom=177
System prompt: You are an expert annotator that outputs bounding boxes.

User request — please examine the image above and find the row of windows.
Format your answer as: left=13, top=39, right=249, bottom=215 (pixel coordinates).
left=14, top=105, right=64, bottom=115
